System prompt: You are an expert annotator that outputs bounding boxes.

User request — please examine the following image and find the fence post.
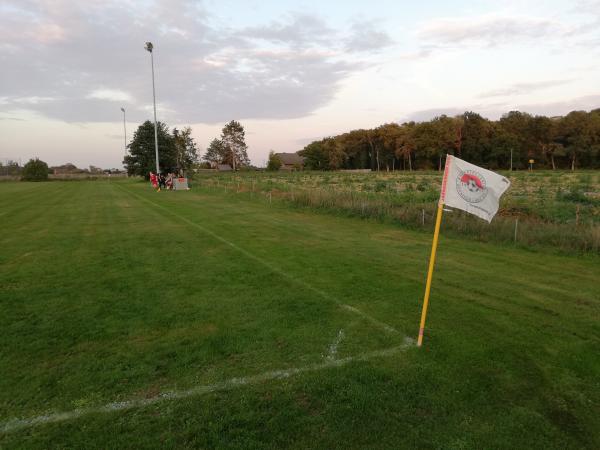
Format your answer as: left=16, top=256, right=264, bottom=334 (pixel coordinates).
left=514, top=218, right=519, bottom=243
left=269, top=191, right=272, bottom=204
left=422, top=209, right=425, bottom=226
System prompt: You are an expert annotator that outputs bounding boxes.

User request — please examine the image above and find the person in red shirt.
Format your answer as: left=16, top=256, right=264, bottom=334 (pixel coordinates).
left=149, top=172, right=158, bottom=189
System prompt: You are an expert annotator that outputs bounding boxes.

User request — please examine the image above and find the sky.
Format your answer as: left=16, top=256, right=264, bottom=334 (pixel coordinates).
left=1, top=0, right=599, bottom=169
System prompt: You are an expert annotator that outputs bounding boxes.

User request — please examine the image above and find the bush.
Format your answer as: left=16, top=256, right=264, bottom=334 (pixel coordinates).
left=266, top=151, right=282, bottom=171
left=21, top=158, right=49, bottom=181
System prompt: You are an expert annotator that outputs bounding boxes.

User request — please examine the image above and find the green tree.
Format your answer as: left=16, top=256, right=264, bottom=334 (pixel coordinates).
left=460, top=111, right=494, bottom=166
left=498, top=111, right=535, bottom=169
left=173, top=127, right=199, bottom=176
left=395, top=122, right=417, bottom=171
left=338, top=129, right=370, bottom=169
left=377, top=123, right=402, bottom=171
left=557, top=111, right=600, bottom=171
left=221, top=120, right=250, bottom=170
left=530, top=116, right=558, bottom=169
left=266, top=151, right=282, bottom=171
left=21, top=158, right=49, bottom=181
left=324, top=137, right=347, bottom=170
left=203, top=138, right=227, bottom=166
left=299, top=141, right=329, bottom=170
left=124, top=121, right=176, bottom=178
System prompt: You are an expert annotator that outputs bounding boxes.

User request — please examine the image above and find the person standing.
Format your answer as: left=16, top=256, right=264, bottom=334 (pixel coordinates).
left=149, top=172, right=158, bottom=189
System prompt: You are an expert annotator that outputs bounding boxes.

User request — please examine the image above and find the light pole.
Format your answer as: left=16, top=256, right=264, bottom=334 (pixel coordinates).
left=120, top=107, right=127, bottom=157
left=145, top=41, right=160, bottom=174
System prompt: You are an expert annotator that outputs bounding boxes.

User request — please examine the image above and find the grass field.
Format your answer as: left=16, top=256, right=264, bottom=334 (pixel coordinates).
left=1, top=179, right=599, bottom=448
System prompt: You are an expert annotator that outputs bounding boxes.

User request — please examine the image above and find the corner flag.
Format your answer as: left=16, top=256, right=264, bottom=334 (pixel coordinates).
left=417, top=155, right=510, bottom=346
left=441, top=155, right=511, bottom=222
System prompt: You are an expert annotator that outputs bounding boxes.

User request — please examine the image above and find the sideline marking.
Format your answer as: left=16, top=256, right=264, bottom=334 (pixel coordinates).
left=118, top=185, right=400, bottom=335
left=1, top=339, right=414, bottom=434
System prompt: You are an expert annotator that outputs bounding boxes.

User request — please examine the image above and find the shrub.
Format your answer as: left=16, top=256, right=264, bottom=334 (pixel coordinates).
left=21, top=158, right=49, bottom=182
left=266, top=151, right=282, bottom=171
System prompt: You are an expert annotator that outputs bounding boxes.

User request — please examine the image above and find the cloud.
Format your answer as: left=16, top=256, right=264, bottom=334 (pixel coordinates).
left=517, top=94, right=600, bottom=116
left=345, top=20, right=394, bottom=52
left=0, top=2, right=379, bottom=124
left=239, top=13, right=335, bottom=47
left=404, top=94, right=600, bottom=122
left=86, top=89, right=134, bottom=102
left=478, top=79, right=573, bottom=98
left=417, top=14, right=567, bottom=47
left=11, top=96, right=57, bottom=105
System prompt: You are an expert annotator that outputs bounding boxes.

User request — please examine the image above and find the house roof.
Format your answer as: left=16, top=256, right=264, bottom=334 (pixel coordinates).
left=275, top=153, right=304, bottom=166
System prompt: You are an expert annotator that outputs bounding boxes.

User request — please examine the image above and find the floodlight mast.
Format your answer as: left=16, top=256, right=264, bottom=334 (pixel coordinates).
left=145, top=41, right=160, bottom=174
left=120, top=107, right=127, bottom=157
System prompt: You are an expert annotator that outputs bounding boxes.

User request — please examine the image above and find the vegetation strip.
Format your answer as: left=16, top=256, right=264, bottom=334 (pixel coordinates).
left=0, top=340, right=414, bottom=434
left=118, top=184, right=400, bottom=336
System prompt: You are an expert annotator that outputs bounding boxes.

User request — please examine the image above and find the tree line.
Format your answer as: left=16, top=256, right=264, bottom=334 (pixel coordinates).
left=299, top=109, right=600, bottom=171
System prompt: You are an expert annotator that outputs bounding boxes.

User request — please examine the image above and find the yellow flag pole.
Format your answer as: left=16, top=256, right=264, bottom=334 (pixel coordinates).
left=417, top=202, right=444, bottom=346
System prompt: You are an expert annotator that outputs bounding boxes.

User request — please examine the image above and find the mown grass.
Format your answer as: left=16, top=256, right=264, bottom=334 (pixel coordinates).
left=1, top=180, right=599, bottom=448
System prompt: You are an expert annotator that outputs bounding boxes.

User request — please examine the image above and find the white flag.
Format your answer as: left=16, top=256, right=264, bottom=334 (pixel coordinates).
left=440, top=155, right=510, bottom=223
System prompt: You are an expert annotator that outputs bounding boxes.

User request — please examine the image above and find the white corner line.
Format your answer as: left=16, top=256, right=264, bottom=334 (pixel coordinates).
left=325, top=329, right=345, bottom=361
left=1, top=339, right=415, bottom=434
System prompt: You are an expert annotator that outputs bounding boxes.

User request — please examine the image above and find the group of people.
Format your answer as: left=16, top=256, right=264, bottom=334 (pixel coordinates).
left=149, top=171, right=179, bottom=191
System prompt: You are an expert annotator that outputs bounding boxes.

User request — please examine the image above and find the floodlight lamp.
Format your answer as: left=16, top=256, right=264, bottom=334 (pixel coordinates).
left=120, top=107, right=125, bottom=112
left=144, top=42, right=153, bottom=52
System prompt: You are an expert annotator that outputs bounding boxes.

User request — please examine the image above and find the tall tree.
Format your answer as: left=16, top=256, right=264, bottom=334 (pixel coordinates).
left=299, top=141, right=329, bottom=169
left=173, top=127, right=199, bottom=175
left=339, top=129, right=370, bottom=169
left=557, top=111, right=599, bottom=171
left=221, top=120, right=250, bottom=170
left=124, top=120, right=176, bottom=178
left=396, top=122, right=417, bottom=171
left=461, top=111, right=494, bottom=166
left=203, top=138, right=227, bottom=166
left=530, top=116, right=557, bottom=169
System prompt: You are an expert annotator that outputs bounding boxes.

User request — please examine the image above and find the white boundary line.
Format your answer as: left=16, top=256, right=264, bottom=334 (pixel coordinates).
left=1, top=339, right=414, bottom=434
left=325, top=329, right=345, bottom=361
left=120, top=186, right=400, bottom=335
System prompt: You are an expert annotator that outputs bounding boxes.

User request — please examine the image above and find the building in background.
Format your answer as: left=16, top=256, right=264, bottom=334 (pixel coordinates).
left=275, top=153, right=304, bottom=171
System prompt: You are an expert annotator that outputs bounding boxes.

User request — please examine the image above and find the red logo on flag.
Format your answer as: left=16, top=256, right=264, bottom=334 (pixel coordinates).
left=456, top=170, right=488, bottom=203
